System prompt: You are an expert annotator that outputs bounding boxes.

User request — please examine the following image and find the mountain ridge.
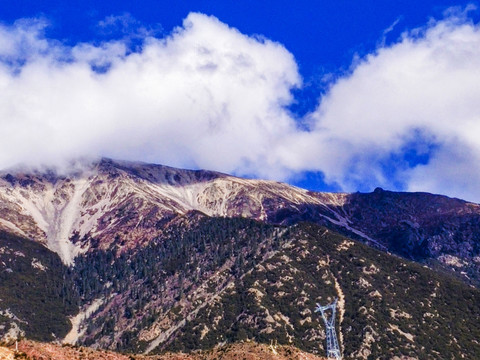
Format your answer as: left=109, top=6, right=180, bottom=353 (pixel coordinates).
left=0, top=158, right=478, bottom=286
left=0, top=158, right=347, bottom=264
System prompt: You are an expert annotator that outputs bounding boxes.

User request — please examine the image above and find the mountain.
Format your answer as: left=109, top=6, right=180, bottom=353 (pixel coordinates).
left=0, top=158, right=346, bottom=265
left=72, top=218, right=480, bottom=358
left=1, top=159, right=480, bottom=358
left=1, top=159, right=479, bottom=285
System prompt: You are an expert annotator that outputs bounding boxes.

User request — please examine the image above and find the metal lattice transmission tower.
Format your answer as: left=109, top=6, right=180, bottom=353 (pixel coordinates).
left=315, top=298, right=342, bottom=360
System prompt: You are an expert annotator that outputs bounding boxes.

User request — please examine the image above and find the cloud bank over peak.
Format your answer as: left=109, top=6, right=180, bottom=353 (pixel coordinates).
left=301, top=9, right=480, bottom=201
left=1, top=10, right=480, bottom=202
left=0, top=13, right=301, bottom=178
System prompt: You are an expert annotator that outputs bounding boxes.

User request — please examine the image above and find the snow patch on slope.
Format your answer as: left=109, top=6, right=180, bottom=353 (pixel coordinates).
left=319, top=209, right=387, bottom=250
left=0, top=160, right=382, bottom=266
left=0, top=219, right=27, bottom=237
left=51, top=178, right=90, bottom=265
left=63, top=298, right=105, bottom=345
left=4, top=178, right=91, bottom=265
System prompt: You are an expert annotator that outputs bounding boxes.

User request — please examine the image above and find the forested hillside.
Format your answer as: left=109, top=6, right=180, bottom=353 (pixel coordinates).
left=0, top=231, right=77, bottom=341
left=65, top=217, right=480, bottom=359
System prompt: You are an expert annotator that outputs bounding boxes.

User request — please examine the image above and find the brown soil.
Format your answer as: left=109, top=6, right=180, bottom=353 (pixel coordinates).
left=9, top=341, right=326, bottom=360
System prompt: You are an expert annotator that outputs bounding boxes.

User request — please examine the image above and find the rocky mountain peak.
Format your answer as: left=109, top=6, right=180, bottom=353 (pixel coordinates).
left=0, top=159, right=479, bottom=284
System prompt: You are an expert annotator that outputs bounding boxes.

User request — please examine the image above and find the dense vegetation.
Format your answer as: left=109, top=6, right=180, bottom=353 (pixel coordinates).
left=72, top=214, right=284, bottom=351
left=165, top=222, right=480, bottom=359
left=0, top=231, right=78, bottom=342
left=67, top=216, right=480, bottom=359
left=1, top=212, right=479, bottom=358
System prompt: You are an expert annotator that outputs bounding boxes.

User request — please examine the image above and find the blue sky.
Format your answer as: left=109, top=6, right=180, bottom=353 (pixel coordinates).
left=1, top=1, right=480, bottom=202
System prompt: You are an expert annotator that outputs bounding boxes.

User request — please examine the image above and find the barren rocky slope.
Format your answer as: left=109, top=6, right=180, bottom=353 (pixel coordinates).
left=0, top=159, right=345, bottom=265
left=1, top=159, right=479, bottom=285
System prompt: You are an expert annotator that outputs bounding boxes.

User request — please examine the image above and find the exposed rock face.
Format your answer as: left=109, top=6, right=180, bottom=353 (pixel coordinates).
left=0, top=159, right=346, bottom=264
left=337, top=188, right=480, bottom=284
left=1, top=159, right=479, bottom=284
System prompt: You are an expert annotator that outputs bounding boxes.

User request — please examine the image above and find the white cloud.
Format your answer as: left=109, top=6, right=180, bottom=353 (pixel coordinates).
left=96, top=12, right=163, bottom=40
left=1, top=10, right=480, bottom=202
left=299, top=10, right=480, bottom=202
left=0, top=18, right=52, bottom=64
left=0, top=13, right=301, bottom=179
